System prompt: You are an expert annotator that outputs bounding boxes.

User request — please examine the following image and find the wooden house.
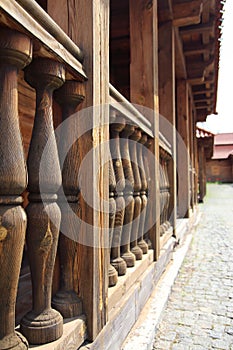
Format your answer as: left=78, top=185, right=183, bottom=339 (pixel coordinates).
left=206, top=133, right=233, bottom=183
left=0, top=0, right=223, bottom=349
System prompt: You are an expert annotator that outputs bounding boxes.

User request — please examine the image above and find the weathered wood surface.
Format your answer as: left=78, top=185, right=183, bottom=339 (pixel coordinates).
left=52, top=81, right=84, bottom=318
left=129, top=129, right=143, bottom=260
left=20, top=58, right=65, bottom=345
left=0, top=28, right=32, bottom=350
left=129, top=0, right=160, bottom=259
left=137, top=134, right=148, bottom=254
left=120, top=123, right=135, bottom=268
left=158, top=20, right=177, bottom=236
left=110, top=120, right=127, bottom=275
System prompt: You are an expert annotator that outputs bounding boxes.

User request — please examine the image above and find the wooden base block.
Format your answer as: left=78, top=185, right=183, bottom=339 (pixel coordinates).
left=131, top=245, right=143, bottom=260
left=121, top=251, right=136, bottom=268
left=20, top=309, right=63, bottom=345
left=52, top=291, right=82, bottom=319
left=111, top=257, right=127, bottom=276
left=0, top=332, right=28, bottom=350
left=108, top=264, right=118, bottom=287
left=138, top=239, right=148, bottom=254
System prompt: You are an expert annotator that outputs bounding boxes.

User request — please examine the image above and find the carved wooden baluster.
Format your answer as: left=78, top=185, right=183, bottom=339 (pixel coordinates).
left=164, top=153, right=171, bottom=230
left=110, top=119, right=127, bottom=275
left=20, top=58, right=65, bottom=345
left=129, top=129, right=143, bottom=260
left=159, top=152, right=165, bottom=236
left=0, top=28, right=32, bottom=350
left=51, top=81, right=84, bottom=317
left=137, top=133, right=148, bottom=254
left=120, top=123, right=136, bottom=267
left=108, top=158, right=118, bottom=286
left=143, top=137, right=152, bottom=248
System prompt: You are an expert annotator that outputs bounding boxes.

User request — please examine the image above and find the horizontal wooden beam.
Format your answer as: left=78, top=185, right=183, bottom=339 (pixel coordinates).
left=173, top=0, right=202, bottom=27
left=184, top=41, right=214, bottom=56
left=192, top=88, right=214, bottom=95
left=180, top=20, right=214, bottom=36
left=194, top=98, right=213, bottom=104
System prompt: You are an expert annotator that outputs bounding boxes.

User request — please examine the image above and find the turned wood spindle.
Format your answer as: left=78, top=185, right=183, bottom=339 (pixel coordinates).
left=0, top=28, right=32, bottom=350
left=143, top=137, right=152, bottom=248
left=51, top=81, right=84, bottom=317
left=108, top=159, right=118, bottom=287
left=20, top=58, right=65, bottom=345
left=110, top=119, right=127, bottom=275
left=137, top=133, right=148, bottom=254
left=159, top=152, right=165, bottom=235
left=129, top=129, right=143, bottom=260
left=164, top=153, right=171, bottom=230
left=120, top=123, right=136, bottom=267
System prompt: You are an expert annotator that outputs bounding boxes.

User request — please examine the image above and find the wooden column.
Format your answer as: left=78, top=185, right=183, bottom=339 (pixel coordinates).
left=198, top=143, right=205, bottom=202
left=120, top=123, right=136, bottom=267
left=129, top=0, right=160, bottom=259
left=158, top=20, right=177, bottom=235
left=20, top=58, right=65, bottom=345
left=129, top=129, right=143, bottom=260
left=52, top=81, right=84, bottom=318
left=110, top=120, right=127, bottom=275
left=176, top=79, right=190, bottom=218
left=72, top=0, right=109, bottom=340
left=137, top=134, right=148, bottom=254
left=188, top=100, right=195, bottom=210
left=0, top=28, right=32, bottom=350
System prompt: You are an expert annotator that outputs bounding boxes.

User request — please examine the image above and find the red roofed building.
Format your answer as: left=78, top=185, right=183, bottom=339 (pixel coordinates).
left=206, top=133, right=233, bottom=183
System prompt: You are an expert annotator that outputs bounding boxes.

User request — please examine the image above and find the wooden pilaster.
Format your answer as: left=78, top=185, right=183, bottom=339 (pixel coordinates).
left=69, top=0, right=109, bottom=341
left=176, top=79, right=190, bottom=218
left=158, top=20, right=177, bottom=236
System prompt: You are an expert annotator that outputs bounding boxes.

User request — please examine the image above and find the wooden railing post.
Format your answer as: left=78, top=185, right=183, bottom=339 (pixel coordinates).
left=120, top=123, right=136, bottom=267
left=144, top=137, right=153, bottom=248
left=0, top=28, right=32, bottom=350
left=20, top=58, right=65, bottom=345
left=110, top=120, right=127, bottom=275
left=129, top=129, right=143, bottom=260
left=137, top=133, right=148, bottom=254
left=51, top=81, right=84, bottom=318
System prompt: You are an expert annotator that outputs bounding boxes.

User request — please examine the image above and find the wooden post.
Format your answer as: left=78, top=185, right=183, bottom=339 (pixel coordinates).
left=20, top=58, right=65, bottom=345
left=198, top=143, right=205, bottom=202
left=129, top=0, right=160, bottom=259
left=71, top=0, right=109, bottom=340
left=51, top=81, right=84, bottom=318
left=120, top=123, right=136, bottom=267
left=158, top=20, right=177, bottom=236
left=0, top=28, right=32, bottom=350
left=176, top=79, right=190, bottom=218
left=188, top=99, right=195, bottom=210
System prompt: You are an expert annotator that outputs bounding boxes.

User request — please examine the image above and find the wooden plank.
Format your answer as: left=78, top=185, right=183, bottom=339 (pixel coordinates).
left=73, top=0, right=109, bottom=341
left=0, top=1, right=86, bottom=79
left=174, top=27, right=187, bottom=79
left=176, top=79, right=190, bottom=219
left=129, top=0, right=160, bottom=260
left=158, top=21, right=177, bottom=236
left=47, top=0, right=68, bottom=34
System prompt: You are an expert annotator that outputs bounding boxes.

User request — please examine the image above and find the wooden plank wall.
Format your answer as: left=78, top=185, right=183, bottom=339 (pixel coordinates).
left=129, top=0, right=160, bottom=259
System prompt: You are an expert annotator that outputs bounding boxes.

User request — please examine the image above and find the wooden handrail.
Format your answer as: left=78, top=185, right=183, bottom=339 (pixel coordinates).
left=109, top=84, right=154, bottom=138
left=1, top=0, right=87, bottom=79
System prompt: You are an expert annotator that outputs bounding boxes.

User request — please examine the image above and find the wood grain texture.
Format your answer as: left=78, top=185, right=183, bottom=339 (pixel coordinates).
left=52, top=81, right=84, bottom=318
left=129, top=0, right=160, bottom=259
left=137, top=134, right=148, bottom=254
left=0, top=28, right=32, bottom=350
left=129, top=130, right=142, bottom=260
left=120, top=123, right=135, bottom=267
left=20, top=58, right=65, bottom=345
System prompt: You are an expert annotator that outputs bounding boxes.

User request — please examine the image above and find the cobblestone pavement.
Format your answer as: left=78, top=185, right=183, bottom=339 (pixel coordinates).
left=153, top=183, right=233, bottom=350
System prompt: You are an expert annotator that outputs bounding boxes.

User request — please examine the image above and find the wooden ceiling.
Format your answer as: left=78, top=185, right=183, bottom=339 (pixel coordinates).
left=110, top=0, right=224, bottom=122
